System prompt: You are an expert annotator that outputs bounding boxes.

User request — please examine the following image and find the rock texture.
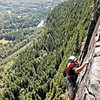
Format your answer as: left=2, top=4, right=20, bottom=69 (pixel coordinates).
left=75, top=16, right=100, bottom=100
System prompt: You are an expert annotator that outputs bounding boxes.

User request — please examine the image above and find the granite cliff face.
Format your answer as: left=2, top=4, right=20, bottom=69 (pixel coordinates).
left=75, top=0, right=100, bottom=99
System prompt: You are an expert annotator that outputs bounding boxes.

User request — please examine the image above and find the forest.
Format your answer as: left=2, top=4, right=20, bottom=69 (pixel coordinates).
left=0, top=0, right=93, bottom=99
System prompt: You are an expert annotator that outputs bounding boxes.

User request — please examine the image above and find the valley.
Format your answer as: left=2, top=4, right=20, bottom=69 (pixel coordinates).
left=0, top=0, right=64, bottom=65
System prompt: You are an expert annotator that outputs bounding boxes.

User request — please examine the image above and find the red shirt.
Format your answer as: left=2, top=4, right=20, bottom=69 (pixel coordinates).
left=66, top=61, right=79, bottom=75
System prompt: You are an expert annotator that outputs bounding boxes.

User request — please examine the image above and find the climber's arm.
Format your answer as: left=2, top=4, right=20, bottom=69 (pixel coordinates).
left=74, top=62, right=89, bottom=74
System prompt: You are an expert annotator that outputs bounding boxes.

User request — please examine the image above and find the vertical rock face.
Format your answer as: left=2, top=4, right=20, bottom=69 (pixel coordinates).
left=75, top=16, right=100, bottom=100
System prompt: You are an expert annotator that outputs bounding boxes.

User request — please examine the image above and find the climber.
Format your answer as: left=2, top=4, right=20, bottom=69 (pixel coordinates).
left=65, top=56, right=89, bottom=100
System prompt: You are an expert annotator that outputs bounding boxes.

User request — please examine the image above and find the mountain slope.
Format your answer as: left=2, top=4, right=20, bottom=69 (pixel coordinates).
left=0, top=0, right=93, bottom=99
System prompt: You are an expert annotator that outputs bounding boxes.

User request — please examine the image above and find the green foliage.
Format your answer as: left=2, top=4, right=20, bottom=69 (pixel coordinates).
left=1, top=0, right=93, bottom=99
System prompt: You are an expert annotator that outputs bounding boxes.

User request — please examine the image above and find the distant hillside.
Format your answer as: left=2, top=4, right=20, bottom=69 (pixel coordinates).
left=0, top=0, right=64, bottom=65
left=0, top=0, right=64, bottom=35
left=0, top=0, right=93, bottom=99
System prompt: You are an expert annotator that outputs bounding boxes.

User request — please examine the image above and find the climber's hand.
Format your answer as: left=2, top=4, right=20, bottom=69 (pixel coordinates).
left=84, top=61, right=89, bottom=66
left=84, top=58, right=92, bottom=66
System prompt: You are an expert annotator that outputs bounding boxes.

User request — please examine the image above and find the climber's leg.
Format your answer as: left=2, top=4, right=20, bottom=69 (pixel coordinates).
left=68, top=85, right=75, bottom=100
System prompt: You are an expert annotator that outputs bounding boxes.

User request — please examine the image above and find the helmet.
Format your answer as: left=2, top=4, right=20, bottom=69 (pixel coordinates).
left=68, top=56, right=77, bottom=63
